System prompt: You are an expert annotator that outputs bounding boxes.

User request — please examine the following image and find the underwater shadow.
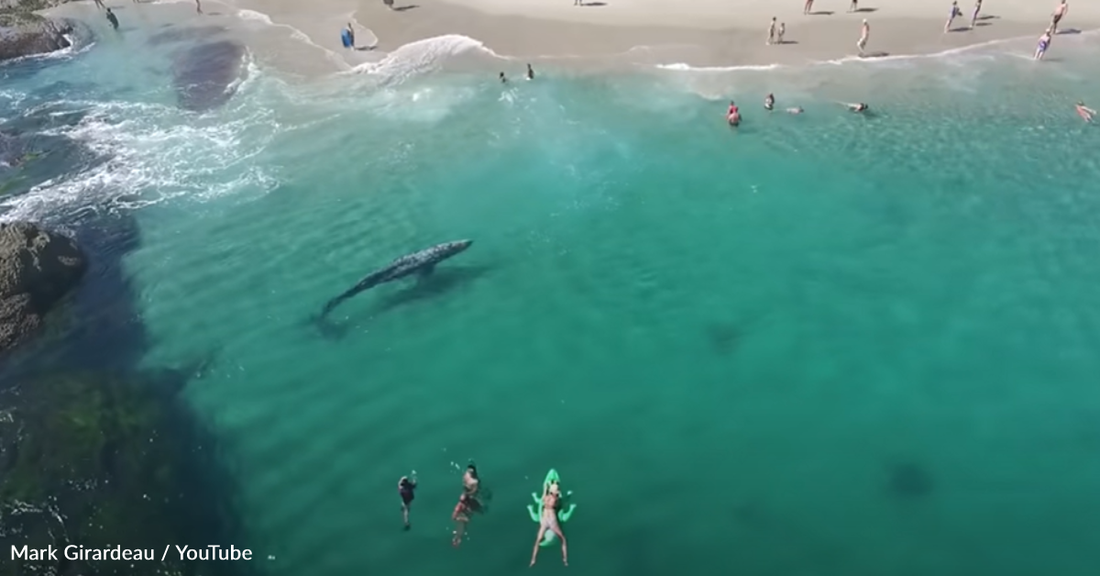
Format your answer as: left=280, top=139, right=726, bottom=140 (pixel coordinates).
left=313, top=264, right=493, bottom=341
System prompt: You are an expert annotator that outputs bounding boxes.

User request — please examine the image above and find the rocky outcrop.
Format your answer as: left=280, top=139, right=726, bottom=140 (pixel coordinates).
left=0, top=370, right=239, bottom=576
left=0, top=1, right=74, bottom=63
left=0, top=221, right=87, bottom=355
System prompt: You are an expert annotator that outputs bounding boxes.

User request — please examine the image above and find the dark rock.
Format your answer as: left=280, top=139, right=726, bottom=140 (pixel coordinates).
left=0, top=221, right=87, bottom=354
left=0, top=12, right=73, bottom=62
left=0, top=370, right=240, bottom=576
left=172, top=40, right=246, bottom=111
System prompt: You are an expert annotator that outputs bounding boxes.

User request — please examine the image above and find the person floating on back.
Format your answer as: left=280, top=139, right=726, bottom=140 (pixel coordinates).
left=530, top=480, right=568, bottom=566
left=105, top=8, right=119, bottom=30
left=397, top=472, right=417, bottom=530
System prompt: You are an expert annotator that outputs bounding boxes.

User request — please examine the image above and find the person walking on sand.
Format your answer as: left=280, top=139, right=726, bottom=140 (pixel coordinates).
left=804, top=0, right=814, bottom=15
left=345, top=23, right=356, bottom=49
left=849, top=0, right=858, bottom=13
left=105, top=7, right=119, bottom=29
left=857, top=19, right=870, bottom=55
left=969, top=0, right=983, bottom=29
left=1034, top=28, right=1052, bottom=60
left=195, top=0, right=203, bottom=13
left=1075, top=101, right=1095, bottom=122
left=1051, top=0, right=1068, bottom=33
left=93, top=0, right=104, bottom=9
left=944, top=1, right=963, bottom=32
left=766, top=17, right=777, bottom=45
left=777, top=22, right=786, bottom=44
left=397, top=472, right=417, bottom=530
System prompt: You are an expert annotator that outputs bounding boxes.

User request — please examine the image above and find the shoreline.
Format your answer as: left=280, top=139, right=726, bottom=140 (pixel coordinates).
left=227, top=0, right=1097, bottom=73
left=33, top=0, right=1095, bottom=79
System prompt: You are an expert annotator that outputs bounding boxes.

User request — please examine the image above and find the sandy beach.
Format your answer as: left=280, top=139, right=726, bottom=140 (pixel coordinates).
left=40, top=0, right=1100, bottom=77
left=216, top=0, right=1099, bottom=72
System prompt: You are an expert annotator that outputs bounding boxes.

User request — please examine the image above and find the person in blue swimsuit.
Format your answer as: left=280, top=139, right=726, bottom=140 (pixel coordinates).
left=1034, top=28, right=1052, bottom=60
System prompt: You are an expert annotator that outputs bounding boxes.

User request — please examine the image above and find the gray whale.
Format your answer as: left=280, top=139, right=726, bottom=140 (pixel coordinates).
left=320, top=240, right=472, bottom=317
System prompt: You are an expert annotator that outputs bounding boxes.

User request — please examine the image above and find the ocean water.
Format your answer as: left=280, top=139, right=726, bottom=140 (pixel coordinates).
left=3, top=7, right=1100, bottom=576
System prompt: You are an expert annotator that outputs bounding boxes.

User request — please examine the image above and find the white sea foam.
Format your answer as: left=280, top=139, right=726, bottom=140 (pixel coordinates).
left=348, top=35, right=505, bottom=84
left=0, top=63, right=281, bottom=223
left=236, top=8, right=350, bottom=71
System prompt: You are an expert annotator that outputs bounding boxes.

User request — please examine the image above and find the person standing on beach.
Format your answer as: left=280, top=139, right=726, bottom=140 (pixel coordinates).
left=766, top=17, right=777, bottom=45
left=1034, top=28, right=1052, bottom=60
left=345, top=23, right=356, bottom=49
left=804, top=0, right=813, bottom=15
left=777, top=22, right=786, bottom=43
left=398, top=472, right=417, bottom=530
left=857, top=19, right=870, bottom=55
left=1051, top=0, right=1068, bottom=33
left=195, top=0, right=203, bottom=13
left=969, top=0, right=983, bottom=29
left=849, top=0, right=858, bottom=13
left=944, top=1, right=962, bottom=33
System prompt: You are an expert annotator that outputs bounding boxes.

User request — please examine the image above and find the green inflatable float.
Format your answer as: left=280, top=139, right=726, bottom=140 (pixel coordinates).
left=527, top=468, right=576, bottom=547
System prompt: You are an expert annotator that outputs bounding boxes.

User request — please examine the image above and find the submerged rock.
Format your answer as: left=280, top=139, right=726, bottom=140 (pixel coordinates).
left=0, top=11, right=73, bottom=62
left=0, top=221, right=87, bottom=355
left=0, top=370, right=238, bottom=576
left=172, top=40, right=246, bottom=112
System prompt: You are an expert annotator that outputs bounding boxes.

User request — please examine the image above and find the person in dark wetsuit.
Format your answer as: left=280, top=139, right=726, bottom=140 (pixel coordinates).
left=397, top=472, right=417, bottom=529
left=105, top=8, right=119, bottom=30
left=764, top=93, right=775, bottom=111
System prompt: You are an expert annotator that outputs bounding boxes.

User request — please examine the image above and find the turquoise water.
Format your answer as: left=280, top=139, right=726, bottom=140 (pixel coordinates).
left=4, top=11, right=1100, bottom=576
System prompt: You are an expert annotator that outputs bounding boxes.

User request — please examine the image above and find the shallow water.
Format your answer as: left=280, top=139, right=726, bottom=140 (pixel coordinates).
left=3, top=9, right=1100, bottom=576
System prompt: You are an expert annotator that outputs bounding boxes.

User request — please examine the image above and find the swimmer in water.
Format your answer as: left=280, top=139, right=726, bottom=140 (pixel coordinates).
left=462, top=463, right=486, bottom=512
left=845, top=102, right=870, bottom=112
left=1034, top=28, right=1052, bottom=60
left=397, top=472, right=417, bottom=530
left=764, top=93, right=775, bottom=111
left=530, top=480, right=568, bottom=566
left=526, top=64, right=535, bottom=80
left=727, top=100, right=741, bottom=126
left=105, top=8, right=119, bottom=30
left=452, top=494, right=472, bottom=547
left=1076, top=101, right=1096, bottom=122
left=787, top=106, right=804, bottom=114
left=499, top=72, right=507, bottom=83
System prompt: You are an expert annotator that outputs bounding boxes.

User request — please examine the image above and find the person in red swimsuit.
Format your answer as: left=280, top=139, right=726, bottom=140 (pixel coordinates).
left=727, top=101, right=741, bottom=126
left=451, top=494, right=473, bottom=547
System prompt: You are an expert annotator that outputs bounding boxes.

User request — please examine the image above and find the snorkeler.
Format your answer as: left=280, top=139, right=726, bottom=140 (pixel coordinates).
left=1034, top=28, right=1052, bottom=60
left=530, top=480, right=568, bottom=566
left=764, top=93, right=775, bottom=111
left=1076, top=101, right=1096, bottom=122
left=845, top=102, right=870, bottom=112
left=452, top=494, right=472, bottom=547
left=397, top=472, right=417, bottom=529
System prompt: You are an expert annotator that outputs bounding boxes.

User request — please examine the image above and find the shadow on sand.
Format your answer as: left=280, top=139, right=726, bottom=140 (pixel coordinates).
left=809, top=10, right=834, bottom=15
left=580, top=1, right=608, bottom=5
left=394, top=4, right=419, bottom=11
left=853, top=7, right=878, bottom=13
